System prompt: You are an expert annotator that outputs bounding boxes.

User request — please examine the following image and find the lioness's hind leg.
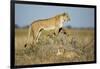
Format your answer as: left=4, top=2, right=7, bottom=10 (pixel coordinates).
left=31, top=30, right=40, bottom=45
left=35, top=29, right=43, bottom=43
left=31, top=31, right=37, bottom=45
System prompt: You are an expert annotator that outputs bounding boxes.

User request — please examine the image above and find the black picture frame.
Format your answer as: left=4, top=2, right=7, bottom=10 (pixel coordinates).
left=10, top=0, right=97, bottom=69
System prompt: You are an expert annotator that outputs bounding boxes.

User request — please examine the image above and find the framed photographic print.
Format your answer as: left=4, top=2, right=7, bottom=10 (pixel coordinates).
left=10, top=0, right=96, bottom=68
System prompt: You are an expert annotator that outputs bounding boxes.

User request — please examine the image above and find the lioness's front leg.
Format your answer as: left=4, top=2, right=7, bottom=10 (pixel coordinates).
left=54, top=28, right=59, bottom=36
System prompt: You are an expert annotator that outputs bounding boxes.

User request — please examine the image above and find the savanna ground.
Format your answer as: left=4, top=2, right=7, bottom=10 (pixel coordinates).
left=15, top=28, right=95, bottom=65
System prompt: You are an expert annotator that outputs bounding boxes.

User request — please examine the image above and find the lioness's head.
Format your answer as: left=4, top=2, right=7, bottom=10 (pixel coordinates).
left=61, top=12, right=71, bottom=22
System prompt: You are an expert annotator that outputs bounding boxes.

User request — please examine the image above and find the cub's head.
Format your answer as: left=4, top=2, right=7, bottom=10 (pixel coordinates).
left=61, top=12, right=71, bottom=23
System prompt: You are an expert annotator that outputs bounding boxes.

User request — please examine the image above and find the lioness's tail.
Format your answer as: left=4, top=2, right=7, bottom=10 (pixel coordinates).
left=24, top=25, right=31, bottom=47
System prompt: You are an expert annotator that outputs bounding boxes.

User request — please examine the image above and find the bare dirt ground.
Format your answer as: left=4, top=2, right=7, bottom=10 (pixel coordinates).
left=15, top=28, right=95, bottom=65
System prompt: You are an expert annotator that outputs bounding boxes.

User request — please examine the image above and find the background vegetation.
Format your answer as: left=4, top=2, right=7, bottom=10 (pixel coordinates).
left=15, top=27, right=95, bottom=65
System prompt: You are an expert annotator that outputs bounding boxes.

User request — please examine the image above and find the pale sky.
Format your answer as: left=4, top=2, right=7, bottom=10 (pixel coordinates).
left=15, top=3, right=95, bottom=28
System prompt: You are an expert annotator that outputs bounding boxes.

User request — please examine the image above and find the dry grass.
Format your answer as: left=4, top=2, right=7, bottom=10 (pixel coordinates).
left=15, top=28, right=95, bottom=65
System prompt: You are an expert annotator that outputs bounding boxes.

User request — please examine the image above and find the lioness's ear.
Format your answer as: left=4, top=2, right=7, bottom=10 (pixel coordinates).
left=63, top=12, right=66, bottom=16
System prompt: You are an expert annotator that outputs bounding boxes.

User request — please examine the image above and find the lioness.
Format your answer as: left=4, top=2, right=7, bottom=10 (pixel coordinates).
left=24, top=13, right=70, bottom=47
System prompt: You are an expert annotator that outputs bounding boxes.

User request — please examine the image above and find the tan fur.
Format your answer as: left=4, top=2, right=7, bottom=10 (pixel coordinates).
left=24, top=13, right=70, bottom=47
